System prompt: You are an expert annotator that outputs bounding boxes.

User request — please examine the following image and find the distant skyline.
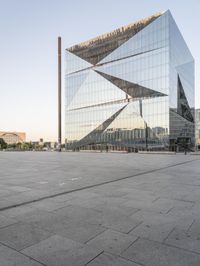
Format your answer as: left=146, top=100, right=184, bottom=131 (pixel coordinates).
left=0, top=0, right=199, bottom=141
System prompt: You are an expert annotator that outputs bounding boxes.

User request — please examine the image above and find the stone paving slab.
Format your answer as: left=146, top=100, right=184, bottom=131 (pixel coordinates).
left=21, top=235, right=102, bottom=266
left=0, top=244, right=43, bottom=266
left=129, top=208, right=194, bottom=242
left=0, top=152, right=197, bottom=209
left=122, top=238, right=200, bottom=266
left=86, top=229, right=138, bottom=255
left=0, top=215, right=17, bottom=229
left=52, top=222, right=107, bottom=244
left=164, top=221, right=200, bottom=254
left=0, top=222, right=53, bottom=251
left=0, top=152, right=200, bottom=265
left=87, top=252, right=140, bottom=266
left=0, top=205, right=37, bottom=219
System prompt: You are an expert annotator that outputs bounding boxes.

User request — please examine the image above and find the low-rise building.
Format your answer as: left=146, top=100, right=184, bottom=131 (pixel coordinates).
left=0, top=131, right=26, bottom=144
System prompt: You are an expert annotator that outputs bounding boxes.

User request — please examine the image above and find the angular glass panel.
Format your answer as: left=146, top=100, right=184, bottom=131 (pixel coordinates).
left=170, top=110, right=194, bottom=141
left=104, top=100, right=168, bottom=149
left=95, top=70, right=167, bottom=99
left=67, top=13, right=161, bottom=65
left=65, top=50, right=92, bottom=74
left=95, top=47, right=169, bottom=95
left=65, top=70, right=89, bottom=108
left=141, top=97, right=169, bottom=128
left=73, top=105, right=128, bottom=148
left=176, top=62, right=194, bottom=82
left=169, top=10, right=195, bottom=147
left=177, top=75, right=194, bottom=122
left=176, top=62, right=194, bottom=107
left=68, top=70, right=126, bottom=110
left=65, top=102, right=127, bottom=144
left=106, top=101, right=141, bottom=130
left=169, top=12, right=194, bottom=67
left=99, top=10, right=169, bottom=64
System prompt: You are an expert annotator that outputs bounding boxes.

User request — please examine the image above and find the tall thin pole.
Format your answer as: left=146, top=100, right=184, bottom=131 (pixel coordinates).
left=58, top=37, right=62, bottom=151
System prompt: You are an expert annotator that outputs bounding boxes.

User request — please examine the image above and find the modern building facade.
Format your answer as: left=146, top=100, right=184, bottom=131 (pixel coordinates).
left=0, top=131, right=26, bottom=145
left=195, top=109, right=200, bottom=147
left=65, top=10, right=195, bottom=151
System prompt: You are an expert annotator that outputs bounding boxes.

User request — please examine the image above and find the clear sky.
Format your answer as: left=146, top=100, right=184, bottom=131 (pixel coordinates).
left=0, top=0, right=199, bottom=141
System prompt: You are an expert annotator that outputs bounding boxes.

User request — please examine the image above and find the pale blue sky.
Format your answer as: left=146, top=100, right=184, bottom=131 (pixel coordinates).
left=0, top=0, right=199, bottom=141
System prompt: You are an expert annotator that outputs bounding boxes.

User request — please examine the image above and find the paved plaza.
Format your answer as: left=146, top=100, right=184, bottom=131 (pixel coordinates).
left=0, top=152, right=200, bottom=265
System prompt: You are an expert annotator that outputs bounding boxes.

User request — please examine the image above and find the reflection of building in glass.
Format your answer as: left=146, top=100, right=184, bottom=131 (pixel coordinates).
left=195, top=109, right=200, bottom=146
left=65, top=10, right=195, bottom=151
left=0, top=131, right=26, bottom=144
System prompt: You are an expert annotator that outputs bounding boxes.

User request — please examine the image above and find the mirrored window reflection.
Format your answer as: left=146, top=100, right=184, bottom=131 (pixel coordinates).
left=100, top=11, right=169, bottom=64
left=65, top=50, right=92, bottom=74
left=65, top=70, right=89, bottom=108
left=65, top=102, right=126, bottom=142
left=65, top=11, right=194, bottom=151
left=66, top=70, right=126, bottom=110
left=96, top=47, right=169, bottom=95
left=169, top=11, right=195, bottom=147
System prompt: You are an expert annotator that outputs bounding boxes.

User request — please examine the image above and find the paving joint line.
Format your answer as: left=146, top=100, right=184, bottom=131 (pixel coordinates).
left=0, top=241, right=47, bottom=266
left=119, top=254, right=145, bottom=266
left=187, top=219, right=195, bottom=232
left=119, top=237, right=146, bottom=266
left=165, top=206, right=174, bottom=214
left=84, top=250, right=104, bottom=266
left=84, top=228, right=108, bottom=244
left=0, top=158, right=199, bottom=212
left=106, top=247, right=146, bottom=266
left=126, top=221, right=143, bottom=234
left=139, top=236, right=200, bottom=256
left=161, top=197, right=195, bottom=204
left=162, top=227, right=175, bottom=243
left=120, top=236, right=140, bottom=253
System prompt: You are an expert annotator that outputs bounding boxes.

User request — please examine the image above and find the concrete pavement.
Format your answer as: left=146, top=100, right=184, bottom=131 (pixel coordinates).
left=0, top=152, right=200, bottom=265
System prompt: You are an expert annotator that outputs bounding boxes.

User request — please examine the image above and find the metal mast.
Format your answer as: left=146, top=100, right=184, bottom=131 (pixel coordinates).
left=58, top=37, right=62, bottom=151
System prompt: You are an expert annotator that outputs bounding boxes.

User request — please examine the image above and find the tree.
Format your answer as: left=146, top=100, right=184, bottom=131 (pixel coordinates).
left=0, top=138, right=7, bottom=150
left=16, top=142, right=22, bottom=150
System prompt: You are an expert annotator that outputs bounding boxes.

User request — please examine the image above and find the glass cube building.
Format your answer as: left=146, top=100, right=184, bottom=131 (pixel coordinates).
left=65, top=10, right=195, bottom=151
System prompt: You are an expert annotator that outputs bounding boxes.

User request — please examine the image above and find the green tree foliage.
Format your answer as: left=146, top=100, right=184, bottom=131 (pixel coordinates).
left=0, top=138, right=7, bottom=149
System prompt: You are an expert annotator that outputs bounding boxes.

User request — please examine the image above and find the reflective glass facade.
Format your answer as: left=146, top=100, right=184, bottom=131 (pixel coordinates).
left=65, top=10, right=195, bottom=151
left=195, top=109, right=200, bottom=146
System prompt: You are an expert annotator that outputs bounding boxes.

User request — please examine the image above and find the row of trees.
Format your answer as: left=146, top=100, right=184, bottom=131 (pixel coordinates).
left=0, top=139, right=55, bottom=151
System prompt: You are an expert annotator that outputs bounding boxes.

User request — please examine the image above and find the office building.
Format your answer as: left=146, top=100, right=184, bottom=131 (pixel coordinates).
left=65, top=10, right=195, bottom=151
left=195, top=109, right=200, bottom=147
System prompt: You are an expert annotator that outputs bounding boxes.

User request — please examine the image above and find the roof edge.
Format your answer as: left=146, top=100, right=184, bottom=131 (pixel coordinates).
left=66, top=12, right=163, bottom=52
